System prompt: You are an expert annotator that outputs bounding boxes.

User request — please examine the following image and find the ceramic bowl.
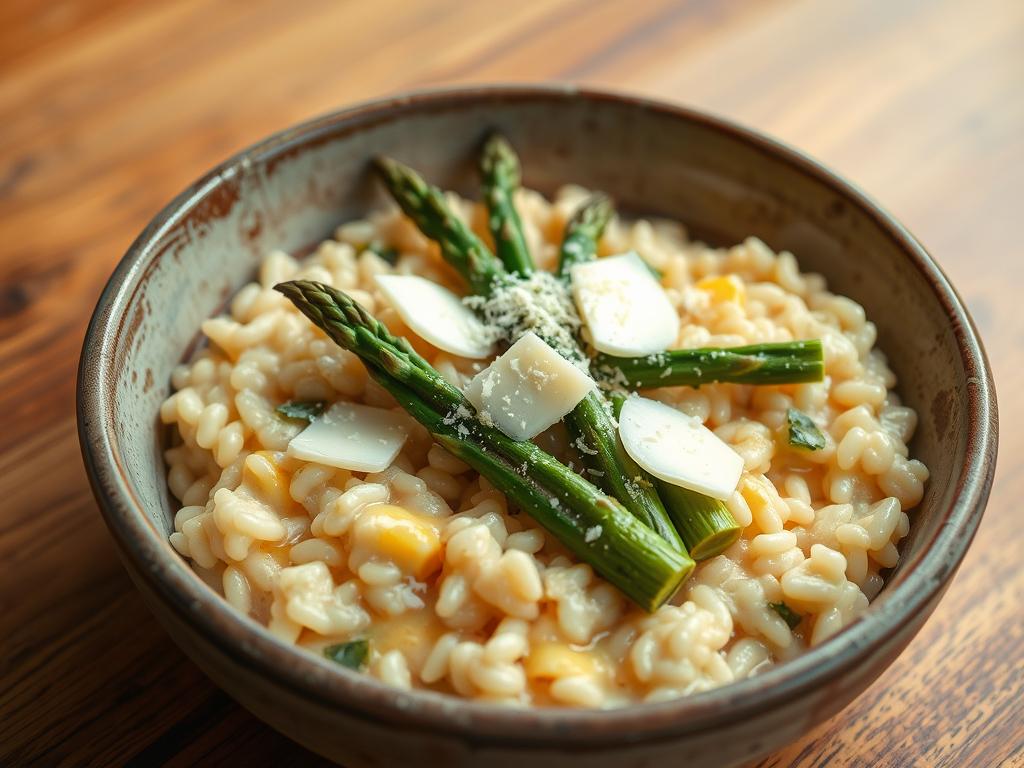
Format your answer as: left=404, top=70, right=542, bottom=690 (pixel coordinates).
left=78, top=85, right=997, bottom=767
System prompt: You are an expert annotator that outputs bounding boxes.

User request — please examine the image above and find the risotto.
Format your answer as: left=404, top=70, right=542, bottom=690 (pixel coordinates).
left=161, top=144, right=928, bottom=708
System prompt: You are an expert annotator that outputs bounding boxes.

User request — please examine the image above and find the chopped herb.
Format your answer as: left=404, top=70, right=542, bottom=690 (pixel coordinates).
left=786, top=407, right=826, bottom=451
left=366, top=240, right=399, bottom=265
left=769, top=601, right=802, bottom=629
left=324, top=639, right=370, bottom=670
left=276, top=400, right=326, bottom=423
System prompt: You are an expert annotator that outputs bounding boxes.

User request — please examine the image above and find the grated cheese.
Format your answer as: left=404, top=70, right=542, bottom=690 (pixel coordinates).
left=465, top=272, right=586, bottom=368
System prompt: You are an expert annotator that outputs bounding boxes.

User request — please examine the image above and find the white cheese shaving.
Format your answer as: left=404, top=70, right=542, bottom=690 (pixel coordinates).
left=571, top=251, right=680, bottom=356
left=374, top=274, right=495, bottom=359
left=618, top=395, right=743, bottom=500
left=463, top=332, right=595, bottom=441
left=287, top=402, right=409, bottom=473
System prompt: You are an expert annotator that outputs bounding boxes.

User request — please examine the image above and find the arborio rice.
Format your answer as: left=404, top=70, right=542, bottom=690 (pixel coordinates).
left=162, top=184, right=928, bottom=707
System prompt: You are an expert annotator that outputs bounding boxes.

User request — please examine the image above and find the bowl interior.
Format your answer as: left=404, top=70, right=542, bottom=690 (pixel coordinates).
left=81, top=87, right=994, bottom=744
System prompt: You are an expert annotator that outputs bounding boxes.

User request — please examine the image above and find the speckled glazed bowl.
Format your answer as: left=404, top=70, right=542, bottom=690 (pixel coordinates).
left=78, top=85, right=997, bottom=768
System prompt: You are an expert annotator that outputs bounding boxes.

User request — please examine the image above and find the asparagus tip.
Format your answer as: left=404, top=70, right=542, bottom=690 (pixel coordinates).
left=572, top=192, right=614, bottom=229
left=273, top=280, right=300, bottom=299
left=371, top=155, right=411, bottom=187
left=483, top=131, right=512, bottom=150
left=481, top=132, right=517, bottom=166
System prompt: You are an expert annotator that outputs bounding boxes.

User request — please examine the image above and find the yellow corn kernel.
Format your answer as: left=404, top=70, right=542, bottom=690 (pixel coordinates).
left=525, top=643, right=598, bottom=679
left=696, top=275, right=745, bottom=305
left=244, top=451, right=292, bottom=510
left=372, top=610, right=445, bottom=669
left=740, top=474, right=786, bottom=533
left=740, top=475, right=772, bottom=515
left=358, top=504, right=442, bottom=580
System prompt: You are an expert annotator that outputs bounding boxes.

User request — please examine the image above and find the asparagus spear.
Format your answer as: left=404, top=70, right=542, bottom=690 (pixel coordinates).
left=373, top=159, right=682, bottom=551
left=480, top=135, right=533, bottom=277
left=558, top=194, right=739, bottom=559
left=540, top=193, right=687, bottom=550
left=654, top=483, right=741, bottom=560
left=276, top=280, right=639, bottom=525
left=595, top=340, right=825, bottom=389
left=373, top=156, right=505, bottom=296
left=556, top=193, right=613, bottom=279
left=567, top=393, right=684, bottom=552
left=276, top=280, right=694, bottom=610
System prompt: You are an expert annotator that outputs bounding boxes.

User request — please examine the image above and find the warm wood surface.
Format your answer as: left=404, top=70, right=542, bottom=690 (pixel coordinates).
left=1, top=0, right=1020, bottom=765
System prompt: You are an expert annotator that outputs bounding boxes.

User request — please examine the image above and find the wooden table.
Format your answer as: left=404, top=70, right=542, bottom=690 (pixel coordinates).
left=2, top=0, right=1020, bottom=765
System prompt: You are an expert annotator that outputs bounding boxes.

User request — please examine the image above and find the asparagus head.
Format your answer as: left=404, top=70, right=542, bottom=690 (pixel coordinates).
left=373, top=155, right=505, bottom=296
left=557, top=193, right=613, bottom=279
left=480, top=134, right=534, bottom=277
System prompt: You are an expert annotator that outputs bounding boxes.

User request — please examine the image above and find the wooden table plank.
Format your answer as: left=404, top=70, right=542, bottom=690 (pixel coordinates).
left=1, top=0, right=1019, bottom=765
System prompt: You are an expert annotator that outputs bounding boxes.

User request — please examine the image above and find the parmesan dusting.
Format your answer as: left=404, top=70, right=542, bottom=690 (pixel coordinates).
left=574, top=436, right=599, bottom=456
left=465, top=272, right=585, bottom=367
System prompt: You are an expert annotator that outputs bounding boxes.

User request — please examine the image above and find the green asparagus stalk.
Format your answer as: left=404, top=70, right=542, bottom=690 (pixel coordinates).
left=480, top=135, right=534, bottom=277
left=546, top=193, right=686, bottom=550
left=373, top=156, right=505, bottom=296
left=595, top=340, right=825, bottom=389
left=654, top=483, right=741, bottom=560
left=373, top=159, right=681, bottom=551
left=556, top=193, right=613, bottom=279
left=556, top=192, right=739, bottom=560
left=567, top=392, right=684, bottom=552
left=276, top=280, right=694, bottom=610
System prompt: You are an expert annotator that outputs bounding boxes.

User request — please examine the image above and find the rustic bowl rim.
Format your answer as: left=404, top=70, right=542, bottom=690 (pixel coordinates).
left=78, top=83, right=997, bottom=747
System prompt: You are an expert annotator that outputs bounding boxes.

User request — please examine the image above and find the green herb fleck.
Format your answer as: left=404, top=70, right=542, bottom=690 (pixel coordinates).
left=276, top=400, right=326, bottom=423
left=786, top=407, right=826, bottom=451
left=366, top=240, right=399, bottom=265
left=769, top=601, right=802, bottom=629
left=324, top=639, right=369, bottom=670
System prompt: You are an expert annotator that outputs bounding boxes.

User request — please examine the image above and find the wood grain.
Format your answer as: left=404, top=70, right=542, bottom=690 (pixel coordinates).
left=1, top=0, right=1019, bottom=765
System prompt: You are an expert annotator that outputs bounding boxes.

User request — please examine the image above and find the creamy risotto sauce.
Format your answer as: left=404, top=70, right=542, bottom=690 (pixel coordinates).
left=162, top=184, right=928, bottom=707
